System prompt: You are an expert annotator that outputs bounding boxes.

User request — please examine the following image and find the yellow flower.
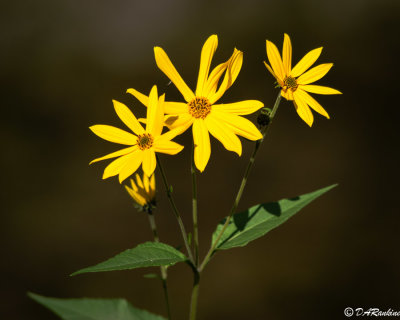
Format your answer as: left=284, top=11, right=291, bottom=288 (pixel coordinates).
left=90, top=85, right=183, bottom=183
left=128, top=35, right=263, bottom=172
left=264, top=34, right=342, bottom=127
left=125, top=173, right=156, bottom=211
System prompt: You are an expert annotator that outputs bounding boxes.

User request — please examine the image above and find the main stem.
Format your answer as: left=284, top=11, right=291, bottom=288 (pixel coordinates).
left=199, top=91, right=282, bottom=271
left=147, top=211, right=171, bottom=320
left=156, top=155, right=195, bottom=264
left=191, top=141, right=199, bottom=265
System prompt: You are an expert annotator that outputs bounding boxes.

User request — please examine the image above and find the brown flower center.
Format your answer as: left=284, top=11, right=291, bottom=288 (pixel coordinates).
left=188, top=97, right=212, bottom=119
left=283, top=76, right=298, bottom=92
left=137, top=133, right=154, bottom=150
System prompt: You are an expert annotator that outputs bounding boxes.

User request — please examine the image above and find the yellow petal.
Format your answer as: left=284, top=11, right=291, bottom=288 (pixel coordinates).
left=164, top=113, right=194, bottom=133
left=203, top=61, right=228, bottom=97
left=196, top=35, right=218, bottom=97
left=263, top=61, right=282, bottom=86
left=113, top=100, right=144, bottom=135
left=126, top=88, right=149, bottom=107
left=149, top=174, right=156, bottom=199
left=205, top=115, right=242, bottom=156
left=164, top=101, right=188, bottom=114
left=143, top=174, right=150, bottom=194
left=281, top=89, right=294, bottom=101
left=146, top=85, right=158, bottom=134
left=213, top=100, right=264, bottom=115
left=153, top=93, right=165, bottom=137
left=153, top=139, right=184, bottom=155
left=209, top=49, right=243, bottom=104
left=135, top=173, right=144, bottom=189
left=154, top=46, right=195, bottom=102
left=282, top=33, right=292, bottom=75
left=291, top=47, right=322, bottom=78
left=102, top=151, right=137, bottom=179
left=192, top=119, right=211, bottom=172
left=130, top=178, right=139, bottom=192
left=266, top=40, right=285, bottom=81
left=295, top=89, right=330, bottom=119
left=142, top=149, right=156, bottom=177
left=212, top=110, right=262, bottom=141
left=297, top=63, right=333, bottom=85
left=118, top=151, right=144, bottom=183
left=125, top=185, right=146, bottom=207
left=293, top=94, right=314, bottom=127
left=90, top=125, right=137, bottom=145
left=90, top=146, right=137, bottom=164
left=301, top=85, right=342, bottom=95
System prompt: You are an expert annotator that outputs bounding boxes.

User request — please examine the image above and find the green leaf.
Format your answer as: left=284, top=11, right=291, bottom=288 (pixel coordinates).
left=212, top=184, right=337, bottom=250
left=143, top=273, right=160, bottom=279
left=28, top=292, right=165, bottom=320
left=71, top=242, right=187, bottom=276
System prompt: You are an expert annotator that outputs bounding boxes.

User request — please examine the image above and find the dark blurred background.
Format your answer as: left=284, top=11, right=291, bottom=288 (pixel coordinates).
left=1, top=0, right=399, bottom=319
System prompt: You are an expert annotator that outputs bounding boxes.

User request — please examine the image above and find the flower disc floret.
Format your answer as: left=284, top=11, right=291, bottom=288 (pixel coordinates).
left=283, top=76, right=298, bottom=92
left=137, top=133, right=154, bottom=150
left=188, top=97, right=212, bottom=119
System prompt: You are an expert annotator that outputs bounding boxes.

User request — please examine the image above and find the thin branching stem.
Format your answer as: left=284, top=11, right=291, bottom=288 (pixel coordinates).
left=191, top=141, right=199, bottom=266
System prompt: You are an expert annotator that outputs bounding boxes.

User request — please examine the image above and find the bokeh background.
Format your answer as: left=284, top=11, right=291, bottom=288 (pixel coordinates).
left=1, top=0, right=399, bottom=319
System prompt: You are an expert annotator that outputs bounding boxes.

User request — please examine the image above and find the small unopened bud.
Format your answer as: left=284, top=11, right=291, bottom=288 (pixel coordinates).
left=257, top=107, right=272, bottom=127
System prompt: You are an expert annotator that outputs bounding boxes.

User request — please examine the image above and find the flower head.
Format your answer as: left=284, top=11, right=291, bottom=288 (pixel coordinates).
left=125, top=173, right=156, bottom=212
left=128, top=35, right=263, bottom=172
left=264, top=34, right=342, bottom=127
left=90, top=85, right=183, bottom=183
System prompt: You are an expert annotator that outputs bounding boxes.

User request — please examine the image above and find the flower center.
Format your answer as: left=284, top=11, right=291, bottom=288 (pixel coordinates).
left=283, top=76, right=298, bottom=92
left=137, top=133, right=154, bottom=150
left=188, top=97, right=212, bottom=119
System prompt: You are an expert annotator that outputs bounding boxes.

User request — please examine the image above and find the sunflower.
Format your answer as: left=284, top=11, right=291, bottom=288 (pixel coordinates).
left=264, top=33, right=341, bottom=127
left=125, top=173, right=156, bottom=212
left=90, top=85, right=183, bottom=182
left=128, top=35, right=263, bottom=172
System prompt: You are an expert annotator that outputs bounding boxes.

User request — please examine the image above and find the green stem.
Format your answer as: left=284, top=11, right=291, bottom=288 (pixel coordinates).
left=189, top=270, right=200, bottom=320
left=147, top=211, right=172, bottom=320
left=191, top=141, right=199, bottom=266
left=156, top=155, right=195, bottom=264
left=199, top=91, right=282, bottom=271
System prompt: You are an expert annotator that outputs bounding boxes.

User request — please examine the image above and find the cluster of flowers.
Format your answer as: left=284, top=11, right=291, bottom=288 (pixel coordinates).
left=90, top=34, right=340, bottom=207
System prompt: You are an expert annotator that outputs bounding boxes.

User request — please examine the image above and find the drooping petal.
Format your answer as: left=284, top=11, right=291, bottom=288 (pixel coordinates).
left=135, top=173, right=144, bottom=189
left=203, top=61, right=228, bottom=97
left=213, top=100, right=264, bottom=115
left=154, top=46, right=195, bottom=102
left=118, top=151, right=144, bottom=183
left=196, top=35, right=218, bottom=96
left=90, top=125, right=137, bottom=145
left=290, top=47, right=323, bottom=78
left=102, top=151, right=139, bottom=180
left=209, top=49, right=243, bottom=104
left=205, top=114, right=242, bottom=156
left=297, top=63, right=333, bottom=85
left=266, top=40, right=285, bottom=81
left=90, top=146, right=138, bottom=164
left=282, top=33, right=292, bottom=75
left=293, top=94, right=314, bottom=127
left=153, top=138, right=184, bottom=155
left=143, top=174, right=150, bottom=194
left=212, top=110, right=262, bottom=141
left=113, top=100, right=145, bottom=135
left=149, top=174, right=156, bottom=199
left=192, top=119, right=211, bottom=172
left=263, top=61, right=282, bottom=86
left=295, top=89, right=330, bottom=119
left=164, top=101, right=188, bottom=114
left=301, top=85, right=342, bottom=95
left=164, top=113, right=194, bottom=133
left=126, top=88, right=149, bottom=107
left=130, top=178, right=139, bottom=192
left=142, top=149, right=157, bottom=177
left=125, top=185, right=146, bottom=207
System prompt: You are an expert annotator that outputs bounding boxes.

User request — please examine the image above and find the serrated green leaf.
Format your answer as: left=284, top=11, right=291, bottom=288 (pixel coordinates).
left=212, top=184, right=337, bottom=250
left=28, top=292, right=166, bottom=320
left=71, top=242, right=187, bottom=276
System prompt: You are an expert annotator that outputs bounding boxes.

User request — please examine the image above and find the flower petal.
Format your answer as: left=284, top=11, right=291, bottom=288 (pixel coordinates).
left=135, top=173, right=144, bottom=189
left=291, top=47, right=322, bottom=78
left=266, top=40, right=285, bottom=81
left=297, top=63, right=333, bottom=85
left=90, top=146, right=138, bottom=164
left=293, top=93, right=314, bottom=127
left=301, top=85, right=342, bottom=95
left=282, top=33, right=292, bottom=75
left=295, top=89, right=330, bottom=119
left=102, top=151, right=139, bottom=180
left=90, top=125, right=137, bottom=145
left=154, top=46, right=195, bottom=102
left=196, top=35, right=218, bottom=97
left=118, top=151, right=144, bottom=183
left=153, top=139, right=184, bottom=155
left=149, top=174, right=156, bottom=199
left=205, top=115, right=242, bottom=156
left=143, top=174, right=150, bottom=194
left=281, top=89, right=294, bottom=101
left=126, top=88, right=149, bottom=107
left=212, top=110, right=262, bottom=141
left=164, top=113, right=194, bottom=133
left=125, top=185, right=146, bottom=206
left=164, top=101, right=188, bottom=114
left=213, top=100, right=264, bottom=115
left=192, top=119, right=211, bottom=172
left=263, top=61, right=282, bottom=86
left=113, top=100, right=144, bottom=135
left=146, top=86, right=164, bottom=136
left=203, top=61, right=228, bottom=97
left=142, top=149, right=157, bottom=177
